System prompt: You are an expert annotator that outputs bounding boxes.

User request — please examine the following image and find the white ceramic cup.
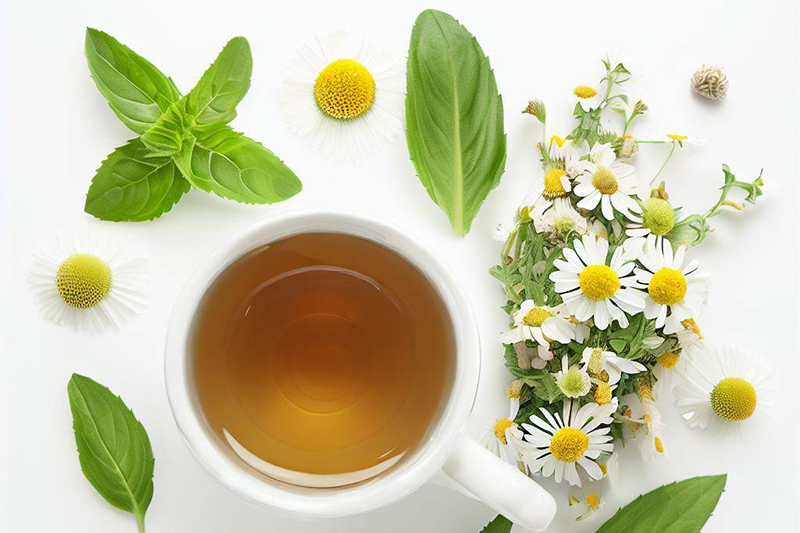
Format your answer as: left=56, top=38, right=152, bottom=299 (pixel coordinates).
left=165, top=209, right=557, bottom=531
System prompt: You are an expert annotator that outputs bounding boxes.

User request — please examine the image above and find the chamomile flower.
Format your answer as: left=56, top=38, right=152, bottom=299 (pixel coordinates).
left=29, top=232, right=148, bottom=333
left=634, top=235, right=710, bottom=334
left=554, top=355, right=592, bottom=399
left=481, top=396, right=523, bottom=466
left=573, top=85, right=602, bottom=111
left=499, top=301, right=576, bottom=349
left=533, top=198, right=589, bottom=238
left=673, top=345, right=773, bottom=433
left=576, top=492, right=605, bottom=521
left=550, top=235, right=645, bottom=330
left=623, top=197, right=677, bottom=256
left=665, top=134, right=705, bottom=147
left=574, top=143, right=642, bottom=221
left=581, top=347, right=646, bottom=385
left=521, top=399, right=617, bottom=486
left=280, top=31, right=404, bottom=161
left=635, top=392, right=667, bottom=461
left=549, top=137, right=590, bottom=180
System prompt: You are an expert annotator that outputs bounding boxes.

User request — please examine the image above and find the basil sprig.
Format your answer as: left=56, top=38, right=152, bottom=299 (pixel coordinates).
left=84, top=29, right=301, bottom=221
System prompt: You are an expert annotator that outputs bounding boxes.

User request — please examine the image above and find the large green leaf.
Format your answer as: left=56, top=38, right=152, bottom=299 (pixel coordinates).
left=405, top=9, right=507, bottom=236
left=85, top=28, right=181, bottom=134
left=140, top=102, right=188, bottom=156
left=181, top=36, right=252, bottom=127
left=595, top=475, right=727, bottom=533
left=85, top=138, right=189, bottom=221
left=68, top=374, right=155, bottom=532
left=175, top=126, right=301, bottom=204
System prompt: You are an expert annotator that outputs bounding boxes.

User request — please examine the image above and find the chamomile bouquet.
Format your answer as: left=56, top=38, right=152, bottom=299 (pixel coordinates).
left=485, top=56, right=769, bottom=518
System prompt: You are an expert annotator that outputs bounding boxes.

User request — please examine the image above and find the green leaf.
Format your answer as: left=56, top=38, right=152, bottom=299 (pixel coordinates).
left=480, top=514, right=512, bottom=533
left=174, top=126, right=301, bottom=204
left=68, top=374, right=155, bottom=532
left=531, top=373, right=563, bottom=403
left=595, top=475, right=727, bottom=533
left=85, top=28, right=181, bottom=134
left=85, top=138, right=189, bottom=222
left=140, top=102, right=188, bottom=156
left=182, top=36, right=252, bottom=127
left=405, top=9, right=507, bottom=236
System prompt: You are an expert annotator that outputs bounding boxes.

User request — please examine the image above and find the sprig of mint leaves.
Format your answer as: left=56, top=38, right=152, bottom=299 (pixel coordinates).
left=68, top=374, right=155, bottom=532
left=83, top=29, right=301, bottom=222
left=480, top=474, right=727, bottom=532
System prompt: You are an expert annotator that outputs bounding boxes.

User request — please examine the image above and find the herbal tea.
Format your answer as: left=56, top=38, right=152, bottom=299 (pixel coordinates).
left=192, top=232, right=454, bottom=487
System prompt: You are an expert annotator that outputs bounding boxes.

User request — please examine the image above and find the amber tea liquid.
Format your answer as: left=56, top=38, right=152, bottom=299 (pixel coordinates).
left=192, top=233, right=454, bottom=487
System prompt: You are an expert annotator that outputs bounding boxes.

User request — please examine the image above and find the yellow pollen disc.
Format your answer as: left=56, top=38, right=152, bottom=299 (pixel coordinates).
left=550, top=135, right=566, bottom=148
left=543, top=168, right=568, bottom=199
left=588, top=348, right=604, bottom=376
left=592, top=167, right=619, bottom=195
left=667, top=134, right=688, bottom=141
left=648, top=268, right=687, bottom=306
left=586, top=493, right=601, bottom=510
left=654, top=437, right=665, bottom=454
left=523, top=307, right=554, bottom=327
left=710, top=377, right=757, bottom=421
left=658, top=351, right=681, bottom=369
left=549, top=427, right=589, bottom=463
left=56, top=254, right=112, bottom=309
left=594, top=382, right=612, bottom=405
left=642, top=197, right=675, bottom=235
left=314, top=59, right=375, bottom=120
left=573, top=85, right=598, bottom=99
left=494, top=418, right=514, bottom=444
left=579, top=265, right=620, bottom=301
left=637, top=381, right=654, bottom=401
left=598, top=462, right=608, bottom=476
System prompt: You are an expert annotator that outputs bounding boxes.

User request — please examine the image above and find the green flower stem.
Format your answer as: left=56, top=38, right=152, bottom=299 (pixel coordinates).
left=649, top=143, right=676, bottom=187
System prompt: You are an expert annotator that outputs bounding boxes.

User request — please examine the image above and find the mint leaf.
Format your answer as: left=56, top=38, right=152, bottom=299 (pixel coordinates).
left=85, top=138, right=189, bottom=221
left=481, top=514, right=512, bottom=533
left=405, top=9, right=507, bottom=236
left=182, top=36, right=252, bottom=128
left=595, top=475, right=727, bottom=533
left=85, top=28, right=181, bottom=134
left=140, top=102, right=188, bottom=156
left=175, top=126, right=301, bottom=204
left=68, top=374, right=155, bottom=533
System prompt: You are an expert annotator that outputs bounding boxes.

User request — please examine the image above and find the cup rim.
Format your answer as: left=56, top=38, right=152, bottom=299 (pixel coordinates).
left=164, top=208, right=481, bottom=518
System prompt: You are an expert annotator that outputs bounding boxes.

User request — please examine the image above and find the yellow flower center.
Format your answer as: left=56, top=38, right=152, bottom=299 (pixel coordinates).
left=573, top=85, right=598, bottom=99
left=523, top=306, right=554, bottom=327
left=592, top=167, right=619, bottom=195
left=494, top=418, right=514, bottom=444
left=506, top=379, right=523, bottom=399
left=549, top=427, right=589, bottom=463
left=579, top=265, right=620, bottom=300
left=648, top=268, right=687, bottom=306
left=56, top=254, right=112, bottom=309
left=667, top=134, right=688, bottom=141
left=710, top=377, right=757, bottom=421
left=654, top=437, right=665, bottom=454
left=658, top=351, right=681, bottom=369
left=594, top=382, right=612, bottom=405
left=642, top=197, right=675, bottom=235
left=586, top=493, right=601, bottom=510
left=314, top=59, right=375, bottom=120
left=637, top=381, right=654, bottom=401
left=543, top=168, right=568, bottom=199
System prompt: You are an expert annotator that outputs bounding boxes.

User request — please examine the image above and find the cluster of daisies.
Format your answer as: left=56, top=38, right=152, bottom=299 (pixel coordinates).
left=485, top=57, right=769, bottom=520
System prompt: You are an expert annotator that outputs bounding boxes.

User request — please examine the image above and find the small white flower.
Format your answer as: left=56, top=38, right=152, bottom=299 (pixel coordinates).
left=534, top=198, right=589, bottom=238
left=673, top=345, right=773, bottom=435
left=550, top=234, right=645, bottom=330
left=499, top=301, right=576, bottom=349
left=280, top=31, right=404, bottom=161
left=634, top=235, right=710, bottom=334
left=623, top=197, right=677, bottom=257
left=549, top=137, right=590, bottom=180
left=521, top=399, right=617, bottom=487
left=574, top=143, right=642, bottom=221
left=665, top=134, right=706, bottom=147
left=576, top=492, right=605, bottom=521
left=580, top=347, right=646, bottom=385
left=573, top=85, right=602, bottom=111
left=29, top=231, right=148, bottom=333
left=480, top=399, right=523, bottom=467
left=633, top=396, right=667, bottom=461
left=554, top=355, right=592, bottom=399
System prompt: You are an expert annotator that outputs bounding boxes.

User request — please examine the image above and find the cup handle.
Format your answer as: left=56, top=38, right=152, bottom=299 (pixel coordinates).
left=442, top=435, right=557, bottom=531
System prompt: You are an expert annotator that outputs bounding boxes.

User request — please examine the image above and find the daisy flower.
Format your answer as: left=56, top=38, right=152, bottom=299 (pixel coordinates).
left=554, top=355, right=592, bottom=398
left=576, top=492, right=605, bottom=521
left=580, top=347, right=647, bottom=385
left=573, top=85, right=602, bottom=111
left=665, top=133, right=706, bottom=147
left=673, top=345, right=773, bottom=433
left=634, top=385, right=667, bottom=461
left=480, top=395, right=524, bottom=467
left=623, top=196, right=677, bottom=257
left=29, top=231, right=148, bottom=333
left=634, top=235, right=710, bottom=334
left=499, top=300, right=576, bottom=349
left=533, top=198, right=589, bottom=238
left=574, top=143, right=642, bottom=221
left=550, top=234, right=645, bottom=329
left=521, top=399, right=617, bottom=486
left=280, top=31, right=404, bottom=161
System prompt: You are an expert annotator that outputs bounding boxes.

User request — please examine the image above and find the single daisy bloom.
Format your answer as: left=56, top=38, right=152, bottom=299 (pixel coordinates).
left=573, top=84, right=602, bottom=111
left=623, top=196, right=677, bottom=257
left=554, top=355, right=592, bottom=399
left=574, top=143, right=642, bottom=221
left=550, top=235, right=645, bottom=329
left=533, top=198, right=589, bottom=239
left=634, top=235, right=710, bottom=333
left=580, top=347, right=647, bottom=385
left=634, top=394, right=667, bottom=461
left=525, top=163, right=573, bottom=209
left=280, top=31, right=404, bottom=161
left=576, top=492, right=605, bottom=521
left=499, top=301, right=576, bottom=349
left=673, top=345, right=773, bottom=433
left=480, top=397, right=523, bottom=467
left=29, top=232, right=148, bottom=333
left=521, top=399, right=617, bottom=486
left=665, top=133, right=705, bottom=147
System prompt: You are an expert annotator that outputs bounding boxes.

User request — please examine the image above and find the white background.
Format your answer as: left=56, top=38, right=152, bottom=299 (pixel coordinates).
left=1, top=0, right=798, bottom=531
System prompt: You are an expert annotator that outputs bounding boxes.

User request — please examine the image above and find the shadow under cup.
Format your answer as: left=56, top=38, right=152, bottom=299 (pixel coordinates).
left=188, top=232, right=457, bottom=490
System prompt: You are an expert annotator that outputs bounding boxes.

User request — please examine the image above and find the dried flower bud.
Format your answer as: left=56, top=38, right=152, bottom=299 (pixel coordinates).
left=523, top=99, right=547, bottom=123
left=619, top=137, right=638, bottom=158
left=691, top=64, right=728, bottom=100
